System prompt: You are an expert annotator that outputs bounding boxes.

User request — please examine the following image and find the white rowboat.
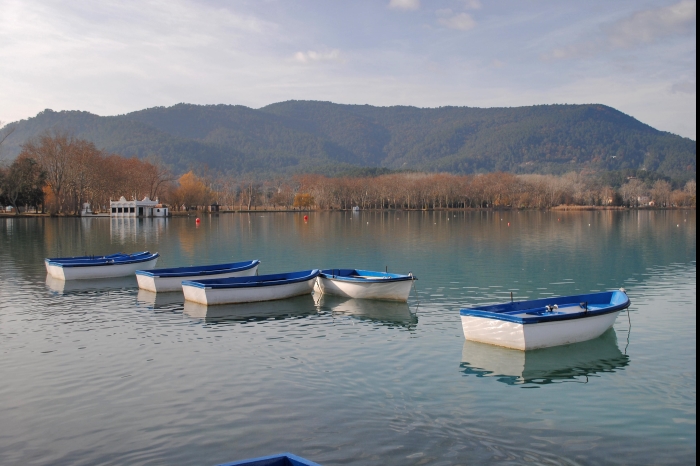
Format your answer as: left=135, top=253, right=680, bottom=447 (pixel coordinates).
left=459, top=290, right=631, bottom=350
left=135, top=260, right=260, bottom=292
left=317, top=269, right=415, bottom=301
left=45, top=252, right=159, bottom=280
left=182, top=270, right=320, bottom=305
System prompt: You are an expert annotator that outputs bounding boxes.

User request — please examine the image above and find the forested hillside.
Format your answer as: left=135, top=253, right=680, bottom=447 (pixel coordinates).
left=2, top=101, right=695, bottom=180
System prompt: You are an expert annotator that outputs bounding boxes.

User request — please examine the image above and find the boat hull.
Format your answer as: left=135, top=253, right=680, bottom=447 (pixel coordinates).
left=461, top=310, right=621, bottom=350
left=182, top=276, right=317, bottom=305
left=317, top=276, right=413, bottom=301
left=136, top=263, right=259, bottom=292
left=46, top=257, right=158, bottom=280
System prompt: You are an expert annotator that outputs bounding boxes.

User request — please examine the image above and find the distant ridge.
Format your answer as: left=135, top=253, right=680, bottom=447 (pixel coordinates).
left=2, top=101, right=696, bottom=178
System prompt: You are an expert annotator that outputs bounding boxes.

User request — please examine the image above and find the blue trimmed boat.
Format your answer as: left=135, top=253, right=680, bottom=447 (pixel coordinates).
left=218, top=453, right=321, bottom=466
left=135, top=259, right=260, bottom=292
left=182, top=269, right=320, bottom=305
left=45, top=251, right=159, bottom=280
left=317, top=269, right=416, bottom=301
left=460, top=290, right=631, bottom=350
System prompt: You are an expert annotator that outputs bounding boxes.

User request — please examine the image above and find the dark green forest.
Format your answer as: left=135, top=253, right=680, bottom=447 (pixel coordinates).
left=2, top=101, right=695, bottom=182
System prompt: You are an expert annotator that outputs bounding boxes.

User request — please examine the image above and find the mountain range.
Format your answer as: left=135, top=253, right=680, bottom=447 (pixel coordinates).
left=2, top=101, right=696, bottom=179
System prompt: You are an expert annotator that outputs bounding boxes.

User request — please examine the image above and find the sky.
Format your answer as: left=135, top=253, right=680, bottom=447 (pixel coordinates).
left=0, top=0, right=696, bottom=139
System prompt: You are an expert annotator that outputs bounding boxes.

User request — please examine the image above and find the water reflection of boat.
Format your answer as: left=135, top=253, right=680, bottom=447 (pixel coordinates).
left=136, top=289, right=185, bottom=309
left=316, top=294, right=418, bottom=328
left=183, top=294, right=317, bottom=322
left=46, top=274, right=138, bottom=294
left=460, top=328, right=629, bottom=386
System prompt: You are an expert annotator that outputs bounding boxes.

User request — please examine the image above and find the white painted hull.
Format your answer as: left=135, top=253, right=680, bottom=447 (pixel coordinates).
left=182, top=277, right=317, bottom=305
left=461, top=311, right=621, bottom=350
left=317, top=276, right=413, bottom=301
left=136, top=264, right=259, bottom=292
left=46, top=258, right=158, bottom=280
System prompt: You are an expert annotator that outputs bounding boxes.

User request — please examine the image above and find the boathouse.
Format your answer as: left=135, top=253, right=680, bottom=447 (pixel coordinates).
left=110, top=196, right=169, bottom=217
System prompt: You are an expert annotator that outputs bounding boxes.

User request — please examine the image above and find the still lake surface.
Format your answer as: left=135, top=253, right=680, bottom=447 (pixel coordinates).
left=0, top=210, right=695, bottom=465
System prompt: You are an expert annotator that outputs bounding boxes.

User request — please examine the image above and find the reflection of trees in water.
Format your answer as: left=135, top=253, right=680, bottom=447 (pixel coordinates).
left=460, top=328, right=629, bottom=387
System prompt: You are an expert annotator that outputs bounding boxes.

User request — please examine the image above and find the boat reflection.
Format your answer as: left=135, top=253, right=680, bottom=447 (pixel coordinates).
left=183, top=294, right=317, bottom=323
left=46, top=274, right=137, bottom=294
left=136, top=289, right=184, bottom=309
left=316, top=294, right=418, bottom=329
left=460, top=328, right=629, bottom=386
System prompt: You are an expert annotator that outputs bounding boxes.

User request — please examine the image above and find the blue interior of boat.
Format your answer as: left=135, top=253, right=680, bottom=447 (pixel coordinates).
left=183, top=270, right=320, bottom=289
left=217, top=452, right=320, bottom=466
left=319, top=269, right=414, bottom=282
left=47, top=252, right=158, bottom=267
left=137, top=260, right=260, bottom=277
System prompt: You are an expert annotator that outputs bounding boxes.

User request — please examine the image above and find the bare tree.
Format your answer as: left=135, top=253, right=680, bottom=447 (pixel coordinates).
left=20, top=130, right=75, bottom=213
left=0, top=122, right=16, bottom=165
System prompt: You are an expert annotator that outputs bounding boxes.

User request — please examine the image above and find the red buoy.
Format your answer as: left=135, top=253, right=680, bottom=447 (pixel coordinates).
left=304, top=215, right=308, bottom=221
left=195, top=217, right=201, bottom=224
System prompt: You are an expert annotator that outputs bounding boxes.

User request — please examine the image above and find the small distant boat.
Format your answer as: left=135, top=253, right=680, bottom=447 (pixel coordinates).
left=182, top=269, right=320, bottom=305
left=317, top=269, right=415, bottom=301
left=217, top=453, right=321, bottom=466
left=460, top=290, right=631, bottom=350
left=45, top=251, right=159, bottom=280
left=135, top=259, right=260, bottom=292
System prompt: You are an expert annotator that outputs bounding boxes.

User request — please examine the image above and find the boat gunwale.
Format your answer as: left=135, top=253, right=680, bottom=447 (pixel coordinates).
left=44, top=252, right=131, bottom=263
left=135, top=260, right=260, bottom=278
left=459, top=291, right=630, bottom=325
left=46, top=252, right=158, bottom=268
left=319, top=268, right=415, bottom=283
left=217, top=452, right=321, bottom=466
left=183, top=269, right=320, bottom=289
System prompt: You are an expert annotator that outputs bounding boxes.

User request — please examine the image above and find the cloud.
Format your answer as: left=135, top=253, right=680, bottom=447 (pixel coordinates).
left=388, top=0, right=420, bottom=11
left=671, top=72, right=696, bottom=94
left=437, top=12, right=476, bottom=31
left=606, top=0, right=696, bottom=48
left=294, top=49, right=341, bottom=64
left=546, top=0, right=696, bottom=60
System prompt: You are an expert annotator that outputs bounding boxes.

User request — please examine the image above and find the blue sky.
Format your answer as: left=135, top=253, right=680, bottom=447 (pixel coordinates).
left=0, top=0, right=696, bottom=138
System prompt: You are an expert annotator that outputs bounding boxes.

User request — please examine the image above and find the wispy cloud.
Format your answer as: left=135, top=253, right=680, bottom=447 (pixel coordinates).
left=294, top=49, right=341, bottom=64
left=671, top=71, right=696, bottom=94
left=437, top=10, right=476, bottom=31
left=388, top=0, right=420, bottom=11
left=546, top=0, right=696, bottom=60
left=462, top=0, right=481, bottom=10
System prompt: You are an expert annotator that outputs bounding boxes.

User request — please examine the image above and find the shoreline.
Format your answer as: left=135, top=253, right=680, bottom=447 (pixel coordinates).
left=1, top=205, right=695, bottom=217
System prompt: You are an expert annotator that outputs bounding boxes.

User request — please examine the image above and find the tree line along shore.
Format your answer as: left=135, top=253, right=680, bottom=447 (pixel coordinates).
left=0, top=133, right=696, bottom=215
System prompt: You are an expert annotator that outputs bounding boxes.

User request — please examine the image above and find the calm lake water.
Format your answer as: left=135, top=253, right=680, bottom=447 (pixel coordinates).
left=0, top=210, right=695, bottom=465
